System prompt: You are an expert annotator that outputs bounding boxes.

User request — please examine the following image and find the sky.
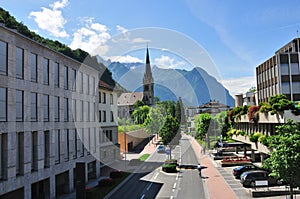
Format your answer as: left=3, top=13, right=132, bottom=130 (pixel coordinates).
left=1, top=0, right=300, bottom=96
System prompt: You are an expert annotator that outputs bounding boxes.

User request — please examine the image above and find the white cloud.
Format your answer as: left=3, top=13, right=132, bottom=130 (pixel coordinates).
left=109, top=55, right=142, bottom=63
left=116, top=25, right=128, bottom=34
left=29, top=0, right=69, bottom=38
left=154, top=55, right=185, bottom=69
left=220, top=76, right=256, bottom=96
left=69, top=18, right=111, bottom=56
left=132, top=37, right=150, bottom=43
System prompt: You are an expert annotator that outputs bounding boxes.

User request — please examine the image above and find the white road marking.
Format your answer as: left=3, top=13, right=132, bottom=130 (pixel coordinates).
left=170, top=196, right=174, bottom=199
left=147, top=182, right=153, bottom=191
left=153, top=172, right=159, bottom=179
left=173, top=182, right=176, bottom=189
left=140, top=194, right=145, bottom=199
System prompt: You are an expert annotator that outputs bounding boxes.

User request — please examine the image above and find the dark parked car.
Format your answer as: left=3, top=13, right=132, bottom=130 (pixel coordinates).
left=240, top=170, right=283, bottom=187
left=232, top=164, right=261, bottom=179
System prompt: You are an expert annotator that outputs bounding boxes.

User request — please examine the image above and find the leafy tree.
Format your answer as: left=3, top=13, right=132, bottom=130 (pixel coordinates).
left=133, top=100, right=144, bottom=109
left=248, top=86, right=256, bottom=92
left=263, top=119, right=300, bottom=198
left=144, top=106, right=164, bottom=135
left=157, top=100, right=175, bottom=117
left=214, top=111, right=230, bottom=139
left=131, top=105, right=150, bottom=124
left=194, top=113, right=211, bottom=140
left=175, top=97, right=185, bottom=125
left=268, top=94, right=294, bottom=113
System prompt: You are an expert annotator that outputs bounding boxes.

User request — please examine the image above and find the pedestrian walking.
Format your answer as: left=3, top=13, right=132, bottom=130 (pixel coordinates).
left=197, top=163, right=202, bottom=177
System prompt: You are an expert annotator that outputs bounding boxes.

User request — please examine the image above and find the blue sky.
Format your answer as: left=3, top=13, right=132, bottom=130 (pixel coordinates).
left=1, top=0, right=300, bottom=95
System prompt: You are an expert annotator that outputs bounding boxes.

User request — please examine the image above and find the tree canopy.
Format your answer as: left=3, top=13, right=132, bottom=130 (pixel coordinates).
left=159, top=115, right=180, bottom=145
left=194, top=113, right=211, bottom=140
left=263, top=119, right=300, bottom=198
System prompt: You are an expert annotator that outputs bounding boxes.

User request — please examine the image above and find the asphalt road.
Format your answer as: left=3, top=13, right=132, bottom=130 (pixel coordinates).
left=107, top=134, right=206, bottom=199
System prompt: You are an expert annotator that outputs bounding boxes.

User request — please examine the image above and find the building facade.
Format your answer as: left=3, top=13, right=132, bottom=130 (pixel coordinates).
left=0, top=24, right=116, bottom=199
left=256, top=38, right=300, bottom=103
left=235, top=91, right=257, bottom=107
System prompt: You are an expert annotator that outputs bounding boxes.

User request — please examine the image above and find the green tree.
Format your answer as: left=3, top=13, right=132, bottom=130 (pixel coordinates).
left=157, top=100, right=175, bottom=117
left=175, top=97, right=186, bottom=125
left=131, top=105, right=150, bottom=124
left=194, top=113, right=211, bottom=140
left=214, top=111, right=230, bottom=139
left=145, top=106, right=165, bottom=135
left=263, top=119, right=300, bottom=198
left=159, top=115, right=180, bottom=145
left=133, top=100, right=144, bottom=109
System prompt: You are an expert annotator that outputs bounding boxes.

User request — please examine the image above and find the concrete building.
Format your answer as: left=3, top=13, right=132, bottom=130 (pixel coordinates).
left=235, top=91, right=257, bottom=107
left=256, top=38, right=300, bottom=103
left=198, top=100, right=230, bottom=116
left=0, top=24, right=117, bottom=198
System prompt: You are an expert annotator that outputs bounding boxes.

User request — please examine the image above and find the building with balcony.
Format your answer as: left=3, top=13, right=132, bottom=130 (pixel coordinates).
left=0, top=24, right=116, bottom=199
left=235, top=91, right=257, bottom=107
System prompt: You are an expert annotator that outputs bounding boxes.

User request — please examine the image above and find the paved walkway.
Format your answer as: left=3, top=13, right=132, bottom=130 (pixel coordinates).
left=188, top=135, right=238, bottom=199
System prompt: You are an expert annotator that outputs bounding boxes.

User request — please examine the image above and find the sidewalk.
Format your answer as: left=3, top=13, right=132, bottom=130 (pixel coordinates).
left=188, top=135, right=238, bottom=199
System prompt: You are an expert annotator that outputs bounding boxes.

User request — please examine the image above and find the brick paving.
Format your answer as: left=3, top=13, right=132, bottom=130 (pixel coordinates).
left=189, top=135, right=238, bottom=199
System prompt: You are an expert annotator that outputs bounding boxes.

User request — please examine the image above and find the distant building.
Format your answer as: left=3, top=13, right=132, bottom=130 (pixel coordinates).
left=198, top=100, right=230, bottom=116
left=118, top=47, right=154, bottom=119
left=235, top=91, right=257, bottom=107
left=256, top=38, right=300, bottom=104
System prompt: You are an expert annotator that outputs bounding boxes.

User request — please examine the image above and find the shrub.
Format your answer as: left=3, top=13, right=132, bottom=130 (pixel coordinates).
left=236, top=130, right=246, bottom=136
left=227, top=129, right=236, bottom=137
left=248, top=106, right=260, bottom=123
left=249, top=132, right=262, bottom=142
left=162, top=163, right=177, bottom=173
left=109, top=171, right=123, bottom=179
left=259, top=102, right=272, bottom=113
left=258, top=134, right=269, bottom=146
left=98, top=178, right=114, bottom=187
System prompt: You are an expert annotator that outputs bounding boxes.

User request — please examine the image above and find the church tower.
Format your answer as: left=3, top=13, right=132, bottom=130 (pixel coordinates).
left=143, top=47, right=154, bottom=105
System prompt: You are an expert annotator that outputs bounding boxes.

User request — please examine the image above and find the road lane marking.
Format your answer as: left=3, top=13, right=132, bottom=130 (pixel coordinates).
left=153, top=172, right=159, bottom=180
left=173, top=182, right=176, bottom=189
left=170, top=196, right=174, bottom=199
left=147, top=182, right=153, bottom=191
left=140, top=194, right=145, bottom=199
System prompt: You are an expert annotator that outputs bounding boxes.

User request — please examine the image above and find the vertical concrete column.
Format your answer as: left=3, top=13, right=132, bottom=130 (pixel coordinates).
left=251, top=149, right=255, bottom=162
left=49, top=174, right=56, bottom=199
left=69, top=168, right=74, bottom=193
left=235, top=146, right=239, bottom=154
left=96, top=161, right=101, bottom=178
left=243, top=146, right=247, bottom=156
left=24, top=181, right=31, bottom=199
left=260, top=153, right=266, bottom=163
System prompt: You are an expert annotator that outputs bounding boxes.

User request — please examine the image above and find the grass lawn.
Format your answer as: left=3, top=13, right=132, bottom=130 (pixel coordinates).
left=86, top=172, right=131, bottom=199
left=139, top=154, right=150, bottom=161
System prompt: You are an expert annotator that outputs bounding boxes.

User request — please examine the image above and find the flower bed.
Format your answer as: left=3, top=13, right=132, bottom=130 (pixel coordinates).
left=220, top=156, right=251, bottom=167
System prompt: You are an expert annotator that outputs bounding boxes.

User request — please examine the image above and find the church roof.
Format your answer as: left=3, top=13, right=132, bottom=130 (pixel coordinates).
left=117, top=92, right=144, bottom=106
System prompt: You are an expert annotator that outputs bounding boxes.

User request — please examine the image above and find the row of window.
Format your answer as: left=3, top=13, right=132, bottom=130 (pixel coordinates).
left=0, top=40, right=96, bottom=95
left=99, top=91, right=114, bottom=105
left=0, top=128, right=114, bottom=180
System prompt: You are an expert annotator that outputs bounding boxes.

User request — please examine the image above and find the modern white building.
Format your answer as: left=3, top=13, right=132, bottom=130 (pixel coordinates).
left=0, top=24, right=117, bottom=199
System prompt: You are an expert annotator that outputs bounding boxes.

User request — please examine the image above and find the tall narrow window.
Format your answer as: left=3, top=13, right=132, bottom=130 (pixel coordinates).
left=54, top=62, right=59, bottom=87
left=16, top=132, right=24, bottom=175
left=54, top=96, right=60, bottom=122
left=44, top=95, right=49, bottom=122
left=99, top=111, right=101, bottom=122
left=44, top=131, right=50, bottom=168
left=16, top=90, right=23, bottom=122
left=0, top=133, right=7, bottom=180
left=84, top=74, right=89, bottom=94
left=110, top=111, right=114, bottom=122
left=31, top=131, right=38, bottom=171
left=79, top=129, right=84, bottom=157
left=54, top=130, right=60, bottom=164
left=64, top=98, right=69, bottom=122
left=64, top=129, right=69, bottom=161
left=0, top=88, right=7, bottom=122
left=91, top=76, right=95, bottom=95
left=72, top=100, right=76, bottom=121
left=103, top=111, right=106, bottom=122
left=98, top=92, right=101, bottom=103
left=110, top=94, right=113, bottom=104
left=31, top=53, right=37, bottom=82
left=73, top=129, right=77, bottom=159
left=0, top=40, right=7, bottom=75
left=77, top=71, right=83, bottom=93
left=64, top=66, right=68, bottom=90
left=43, top=58, right=49, bottom=85
left=103, top=92, right=106, bottom=104
left=81, top=100, right=84, bottom=121
left=31, top=93, right=37, bottom=121
left=16, top=47, right=24, bottom=79
left=70, top=69, right=76, bottom=91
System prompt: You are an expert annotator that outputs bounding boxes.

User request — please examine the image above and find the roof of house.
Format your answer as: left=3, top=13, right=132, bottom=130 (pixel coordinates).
left=117, top=92, right=144, bottom=106
left=99, top=80, right=114, bottom=91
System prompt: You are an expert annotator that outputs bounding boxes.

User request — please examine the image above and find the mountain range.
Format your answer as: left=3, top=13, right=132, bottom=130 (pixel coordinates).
left=107, top=61, right=234, bottom=107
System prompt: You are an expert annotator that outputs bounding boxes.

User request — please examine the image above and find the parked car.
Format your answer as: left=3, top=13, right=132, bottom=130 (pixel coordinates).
left=157, top=145, right=165, bottom=153
left=240, top=170, right=283, bottom=187
left=232, top=164, right=261, bottom=179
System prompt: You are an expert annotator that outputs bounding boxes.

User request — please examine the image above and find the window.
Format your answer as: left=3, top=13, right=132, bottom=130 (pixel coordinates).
left=0, top=133, right=7, bottom=180
left=79, top=129, right=84, bottom=157
left=0, top=88, right=7, bottom=121
left=16, top=47, right=24, bottom=79
left=16, top=132, right=24, bottom=175
left=44, top=131, right=50, bottom=168
left=280, top=63, right=289, bottom=75
left=110, top=111, right=114, bottom=122
left=72, top=129, right=77, bottom=159
left=55, top=130, right=60, bottom=164
left=103, top=92, right=106, bottom=104
left=91, top=76, right=95, bottom=95
left=110, top=94, right=113, bottom=104
left=54, top=62, right=59, bottom=87
left=43, top=58, right=49, bottom=85
left=81, top=101, right=84, bottom=121
left=64, top=129, right=69, bottom=161
left=84, top=74, right=89, bottom=94
left=292, top=82, right=300, bottom=93
left=84, top=102, right=89, bottom=121
left=31, top=93, right=37, bottom=121
left=99, top=111, right=101, bottom=122
left=44, top=95, right=49, bottom=122
left=291, top=63, right=299, bottom=75
left=64, top=66, right=68, bottom=89
left=31, top=53, right=37, bottom=82
left=90, top=102, right=95, bottom=122
left=54, top=96, right=60, bottom=122
left=64, top=98, right=69, bottom=121
left=72, top=100, right=76, bottom=121
left=77, top=71, right=83, bottom=93
left=78, top=100, right=83, bottom=121
left=103, top=111, right=106, bottom=122
left=32, top=131, right=38, bottom=171
left=282, top=82, right=290, bottom=94
left=70, top=69, right=76, bottom=91
left=98, top=92, right=101, bottom=103
left=16, top=90, right=23, bottom=122
left=0, top=41, right=7, bottom=75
